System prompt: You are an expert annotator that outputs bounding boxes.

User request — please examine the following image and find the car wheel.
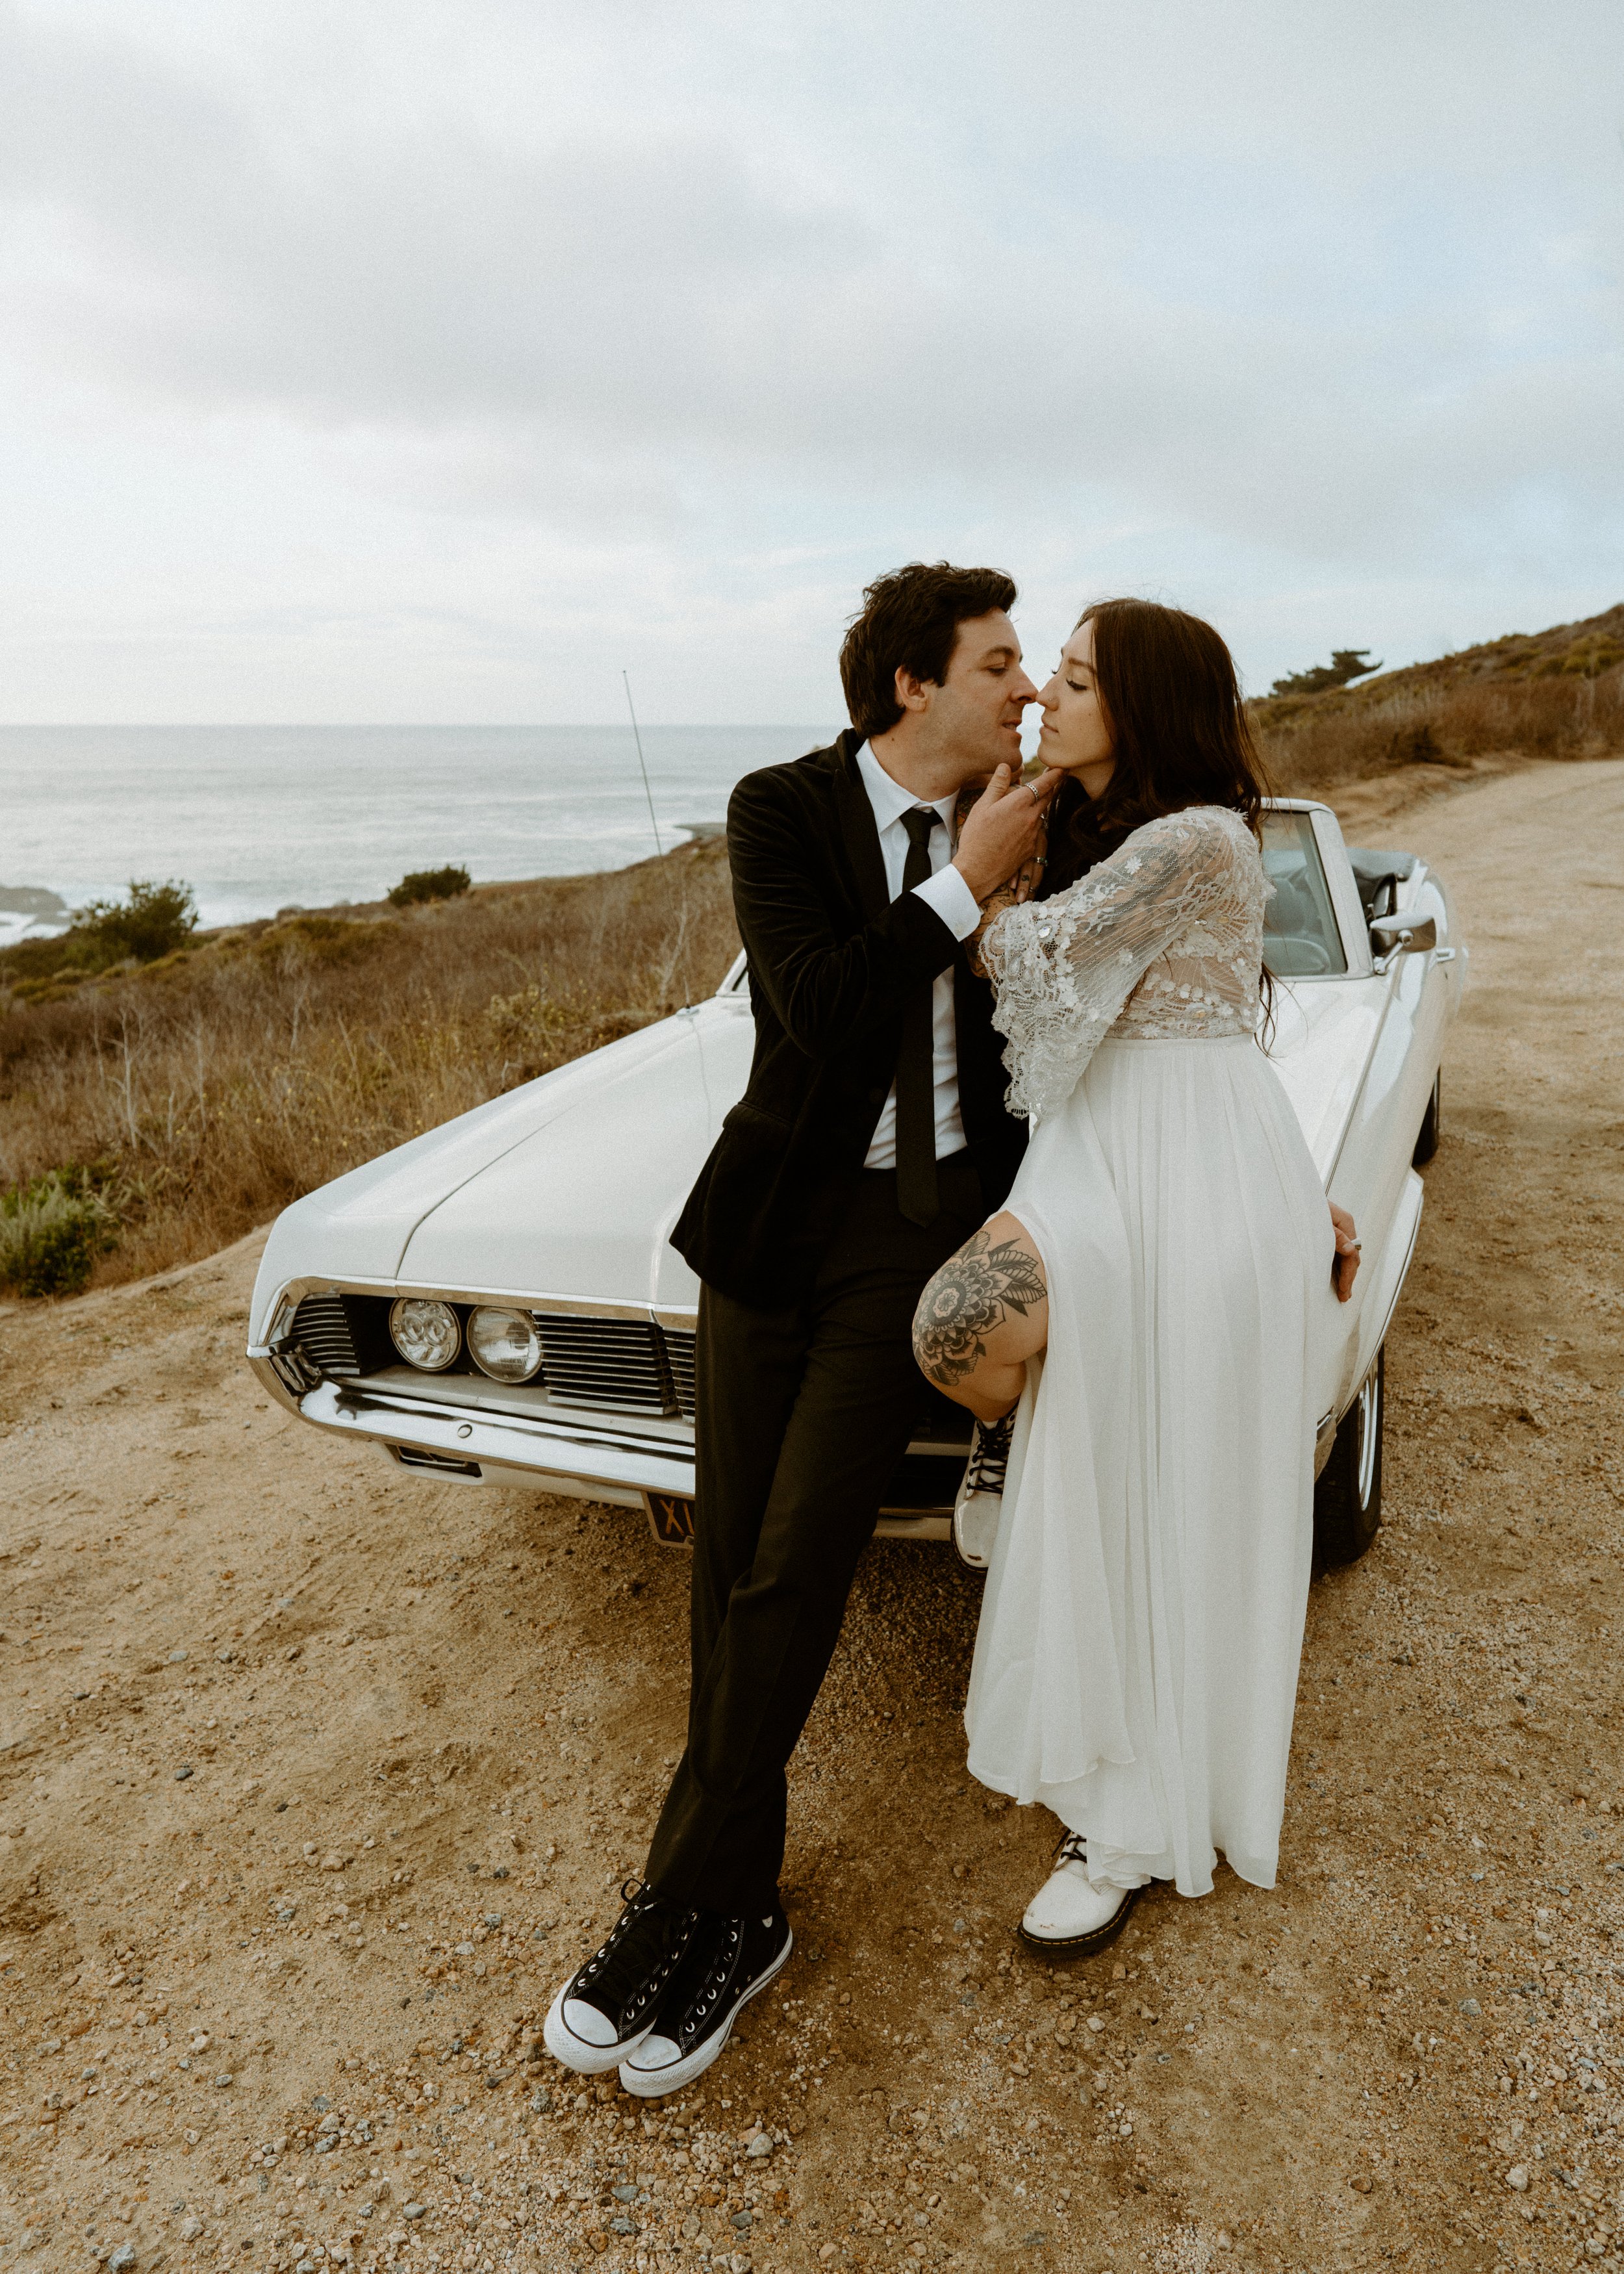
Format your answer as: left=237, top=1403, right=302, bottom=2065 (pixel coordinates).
left=1313, top=1347, right=1384, bottom=1569
left=1412, top=1069, right=1441, bottom=1165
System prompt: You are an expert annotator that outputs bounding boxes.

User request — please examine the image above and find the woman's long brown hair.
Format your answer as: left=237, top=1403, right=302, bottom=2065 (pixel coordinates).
left=1039, top=596, right=1274, bottom=897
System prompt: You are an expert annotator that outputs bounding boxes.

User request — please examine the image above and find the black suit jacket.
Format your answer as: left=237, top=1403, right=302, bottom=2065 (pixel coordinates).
left=670, top=728, right=1028, bottom=1308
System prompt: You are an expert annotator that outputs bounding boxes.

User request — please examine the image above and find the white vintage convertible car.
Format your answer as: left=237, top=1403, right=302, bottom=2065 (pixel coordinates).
left=247, top=800, right=1465, bottom=1568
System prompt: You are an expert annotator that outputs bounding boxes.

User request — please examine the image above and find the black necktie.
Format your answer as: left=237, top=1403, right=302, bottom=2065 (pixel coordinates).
left=895, top=806, right=943, bottom=1227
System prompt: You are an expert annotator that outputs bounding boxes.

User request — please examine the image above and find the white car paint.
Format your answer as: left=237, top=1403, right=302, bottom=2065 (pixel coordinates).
left=247, top=798, right=1465, bottom=1539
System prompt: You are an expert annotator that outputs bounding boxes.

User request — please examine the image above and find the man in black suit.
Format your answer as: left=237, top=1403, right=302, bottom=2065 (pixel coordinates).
left=544, top=562, right=1055, bottom=2096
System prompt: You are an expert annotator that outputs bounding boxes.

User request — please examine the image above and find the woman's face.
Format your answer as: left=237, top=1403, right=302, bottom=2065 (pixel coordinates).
left=1037, top=618, right=1115, bottom=797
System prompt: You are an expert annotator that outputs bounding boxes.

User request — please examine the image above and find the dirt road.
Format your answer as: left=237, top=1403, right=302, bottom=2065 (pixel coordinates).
left=3, top=757, right=1622, bottom=2274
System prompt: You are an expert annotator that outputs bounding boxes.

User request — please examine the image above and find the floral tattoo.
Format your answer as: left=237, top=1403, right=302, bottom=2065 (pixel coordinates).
left=912, top=1229, right=1048, bottom=1388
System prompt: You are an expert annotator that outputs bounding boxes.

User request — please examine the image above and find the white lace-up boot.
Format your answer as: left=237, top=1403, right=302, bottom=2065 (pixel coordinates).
left=1018, top=1832, right=1147, bottom=1957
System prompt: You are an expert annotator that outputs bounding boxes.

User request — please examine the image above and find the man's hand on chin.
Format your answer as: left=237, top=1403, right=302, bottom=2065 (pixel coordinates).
left=954, top=768, right=1061, bottom=975
left=952, top=764, right=1061, bottom=904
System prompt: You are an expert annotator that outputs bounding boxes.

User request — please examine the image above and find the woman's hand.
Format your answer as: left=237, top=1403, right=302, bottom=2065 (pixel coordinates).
left=1330, top=1201, right=1360, bottom=1303
left=952, top=763, right=1061, bottom=903
left=956, top=784, right=1047, bottom=977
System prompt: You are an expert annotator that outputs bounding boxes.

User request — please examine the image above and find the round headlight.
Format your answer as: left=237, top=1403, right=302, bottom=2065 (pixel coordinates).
left=466, top=1306, right=544, bottom=1385
left=389, top=1297, right=461, bottom=1372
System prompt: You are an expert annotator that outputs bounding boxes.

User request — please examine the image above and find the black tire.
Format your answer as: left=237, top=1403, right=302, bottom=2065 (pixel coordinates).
left=1412, top=1069, right=1441, bottom=1166
left=1313, top=1347, right=1384, bottom=1569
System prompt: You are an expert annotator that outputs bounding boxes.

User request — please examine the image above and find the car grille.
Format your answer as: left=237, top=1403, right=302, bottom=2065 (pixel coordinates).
left=288, top=1292, right=700, bottom=1418
left=663, top=1329, right=697, bottom=1418
left=291, top=1294, right=361, bottom=1376
left=533, top=1314, right=697, bottom=1419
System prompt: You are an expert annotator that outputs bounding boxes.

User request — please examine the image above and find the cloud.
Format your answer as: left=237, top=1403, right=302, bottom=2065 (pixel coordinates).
left=0, top=0, right=1619, bottom=718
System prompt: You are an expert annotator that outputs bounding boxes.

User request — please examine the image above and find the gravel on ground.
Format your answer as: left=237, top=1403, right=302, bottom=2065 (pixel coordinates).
left=1, top=756, right=1621, bottom=2274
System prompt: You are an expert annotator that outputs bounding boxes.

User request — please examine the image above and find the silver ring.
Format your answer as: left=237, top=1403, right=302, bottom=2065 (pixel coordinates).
left=1024, top=782, right=1040, bottom=806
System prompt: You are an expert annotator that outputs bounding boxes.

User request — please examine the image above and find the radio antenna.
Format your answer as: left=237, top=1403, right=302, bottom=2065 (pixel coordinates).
left=623, top=672, right=663, bottom=858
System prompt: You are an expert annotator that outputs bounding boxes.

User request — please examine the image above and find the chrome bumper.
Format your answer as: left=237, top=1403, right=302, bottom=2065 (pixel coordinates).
left=256, top=1370, right=955, bottom=1540
left=290, top=1376, right=698, bottom=1500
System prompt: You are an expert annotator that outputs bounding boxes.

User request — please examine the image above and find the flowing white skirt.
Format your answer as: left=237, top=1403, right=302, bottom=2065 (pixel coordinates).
left=963, top=1035, right=1337, bottom=1897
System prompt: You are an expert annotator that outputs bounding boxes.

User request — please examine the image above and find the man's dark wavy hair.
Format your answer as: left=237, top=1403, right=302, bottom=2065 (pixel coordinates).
left=839, top=561, right=1018, bottom=741
left=1041, top=596, right=1274, bottom=896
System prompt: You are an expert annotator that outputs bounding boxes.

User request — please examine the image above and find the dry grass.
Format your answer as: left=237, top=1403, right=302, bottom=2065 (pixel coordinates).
left=0, top=841, right=737, bottom=1294
left=1255, top=605, right=1624, bottom=795
left=5, top=598, right=1623, bottom=1297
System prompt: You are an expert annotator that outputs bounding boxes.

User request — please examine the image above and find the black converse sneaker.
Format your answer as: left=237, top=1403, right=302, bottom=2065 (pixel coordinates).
left=952, top=1410, right=1016, bottom=1570
left=617, top=1905, right=793, bottom=2099
left=542, top=1882, right=702, bottom=2075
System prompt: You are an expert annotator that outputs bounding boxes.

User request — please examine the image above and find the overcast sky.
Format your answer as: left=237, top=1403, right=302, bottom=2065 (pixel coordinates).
left=2, top=0, right=1621, bottom=723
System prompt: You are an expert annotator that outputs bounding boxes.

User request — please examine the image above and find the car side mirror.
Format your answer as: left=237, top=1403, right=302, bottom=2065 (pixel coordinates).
left=1370, top=912, right=1438, bottom=971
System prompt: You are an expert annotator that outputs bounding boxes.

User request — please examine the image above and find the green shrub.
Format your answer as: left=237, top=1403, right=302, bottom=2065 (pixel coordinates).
left=388, top=865, right=472, bottom=908
left=0, top=1169, right=122, bottom=1297
left=70, top=879, right=197, bottom=966
left=1270, top=649, right=1382, bottom=698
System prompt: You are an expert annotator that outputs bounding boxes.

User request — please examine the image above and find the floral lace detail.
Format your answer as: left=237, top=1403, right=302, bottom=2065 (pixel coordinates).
left=981, top=806, right=1268, bottom=1120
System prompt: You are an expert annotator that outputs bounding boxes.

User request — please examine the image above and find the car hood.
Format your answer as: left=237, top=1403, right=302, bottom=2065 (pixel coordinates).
left=253, top=974, right=1381, bottom=1344
left=250, top=997, right=755, bottom=1336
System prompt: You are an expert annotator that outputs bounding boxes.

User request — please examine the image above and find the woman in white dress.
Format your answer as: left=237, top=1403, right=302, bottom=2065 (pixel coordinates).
left=913, top=597, right=1360, bottom=1958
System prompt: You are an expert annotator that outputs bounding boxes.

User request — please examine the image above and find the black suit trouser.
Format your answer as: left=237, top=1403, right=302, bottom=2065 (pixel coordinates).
left=643, top=1154, right=984, bottom=1915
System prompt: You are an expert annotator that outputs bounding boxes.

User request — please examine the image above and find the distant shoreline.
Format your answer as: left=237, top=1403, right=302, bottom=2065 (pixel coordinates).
left=0, top=813, right=731, bottom=949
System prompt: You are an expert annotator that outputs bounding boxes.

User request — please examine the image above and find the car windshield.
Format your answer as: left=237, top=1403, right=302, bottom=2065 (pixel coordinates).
left=1262, top=811, right=1348, bottom=977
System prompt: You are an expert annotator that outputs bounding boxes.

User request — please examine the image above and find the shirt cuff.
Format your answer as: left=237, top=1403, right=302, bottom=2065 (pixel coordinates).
left=911, top=862, right=983, bottom=941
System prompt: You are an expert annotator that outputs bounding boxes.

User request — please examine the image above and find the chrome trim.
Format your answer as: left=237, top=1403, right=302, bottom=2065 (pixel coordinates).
left=1302, top=803, right=1378, bottom=979
left=299, top=1378, right=700, bottom=1498
left=353, top=1365, right=694, bottom=1435
left=265, top=1335, right=321, bottom=1398
left=1355, top=1362, right=1381, bottom=1506
left=282, top=1376, right=957, bottom=1540
left=1322, top=967, right=1406, bottom=1186
left=1313, top=1409, right=1338, bottom=1480
left=1370, top=913, right=1438, bottom=977
left=253, top=1274, right=696, bottom=1329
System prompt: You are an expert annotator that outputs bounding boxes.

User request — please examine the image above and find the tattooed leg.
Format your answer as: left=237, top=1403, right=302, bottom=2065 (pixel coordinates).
left=912, top=1212, right=1048, bottom=1423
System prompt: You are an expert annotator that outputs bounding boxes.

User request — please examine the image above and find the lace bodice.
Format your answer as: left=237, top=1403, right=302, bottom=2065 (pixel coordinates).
left=981, top=804, right=1268, bottom=1119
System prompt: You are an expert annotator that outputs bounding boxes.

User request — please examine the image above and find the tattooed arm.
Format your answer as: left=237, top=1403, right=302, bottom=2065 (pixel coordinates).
left=911, top=1226, right=1048, bottom=1389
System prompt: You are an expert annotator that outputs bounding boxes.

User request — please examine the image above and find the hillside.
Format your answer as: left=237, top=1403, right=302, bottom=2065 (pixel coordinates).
left=0, top=843, right=737, bottom=1296
left=1254, top=599, right=1624, bottom=796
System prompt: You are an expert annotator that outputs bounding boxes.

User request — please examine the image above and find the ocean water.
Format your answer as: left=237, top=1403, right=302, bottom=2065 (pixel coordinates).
left=0, top=722, right=835, bottom=941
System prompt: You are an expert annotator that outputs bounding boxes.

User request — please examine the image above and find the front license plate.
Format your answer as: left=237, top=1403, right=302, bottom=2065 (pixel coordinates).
left=644, top=1491, right=696, bottom=1547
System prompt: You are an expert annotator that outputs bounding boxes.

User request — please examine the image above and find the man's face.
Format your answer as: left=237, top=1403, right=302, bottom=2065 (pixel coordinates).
left=915, top=610, right=1037, bottom=781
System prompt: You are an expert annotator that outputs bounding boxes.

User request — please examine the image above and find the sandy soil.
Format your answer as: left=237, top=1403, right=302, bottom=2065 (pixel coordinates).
left=2, top=755, right=1623, bottom=2274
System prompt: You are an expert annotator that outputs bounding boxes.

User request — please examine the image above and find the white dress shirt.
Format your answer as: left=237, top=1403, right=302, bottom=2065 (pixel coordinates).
left=854, top=741, right=984, bottom=1170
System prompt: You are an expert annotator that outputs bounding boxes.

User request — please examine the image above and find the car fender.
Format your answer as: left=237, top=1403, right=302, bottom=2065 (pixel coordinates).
left=1350, top=1165, right=1423, bottom=1414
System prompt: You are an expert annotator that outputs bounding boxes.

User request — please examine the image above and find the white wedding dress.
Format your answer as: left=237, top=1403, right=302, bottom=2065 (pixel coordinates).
left=965, top=804, right=1337, bottom=1897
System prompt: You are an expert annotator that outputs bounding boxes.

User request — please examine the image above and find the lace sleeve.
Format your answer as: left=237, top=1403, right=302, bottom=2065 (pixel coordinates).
left=980, top=807, right=1252, bottom=1119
